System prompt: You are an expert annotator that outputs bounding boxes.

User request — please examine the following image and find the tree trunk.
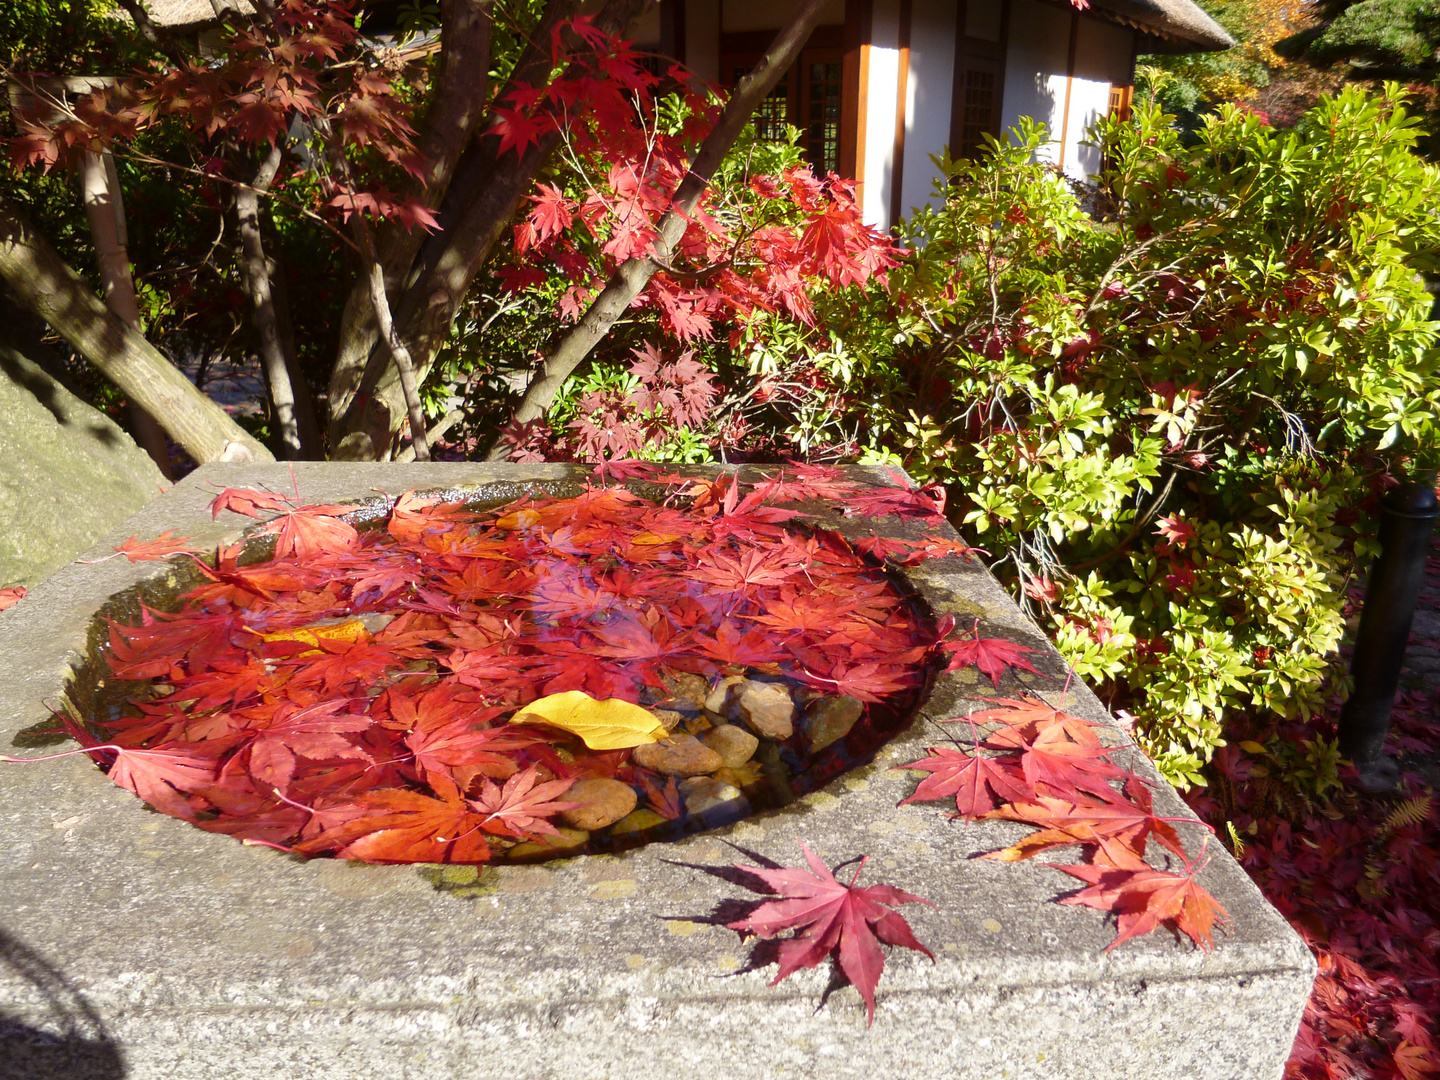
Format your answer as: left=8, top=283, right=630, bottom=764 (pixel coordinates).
left=234, top=144, right=309, bottom=460
left=485, top=0, right=835, bottom=458
left=81, top=150, right=174, bottom=479
left=0, top=194, right=273, bottom=464
left=325, top=0, right=496, bottom=448
left=326, top=0, right=652, bottom=460
left=262, top=231, right=322, bottom=457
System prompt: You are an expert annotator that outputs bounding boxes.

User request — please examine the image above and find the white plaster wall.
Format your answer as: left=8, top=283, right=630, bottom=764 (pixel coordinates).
left=862, top=0, right=903, bottom=228
left=1000, top=0, right=1070, bottom=166
left=1062, top=16, right=1133, bottom=177
left=686, top=0, right=721, bottom=81
left=896, top=0, right=956, bottom=222
left=1061, top=76, right=1111, bottom=177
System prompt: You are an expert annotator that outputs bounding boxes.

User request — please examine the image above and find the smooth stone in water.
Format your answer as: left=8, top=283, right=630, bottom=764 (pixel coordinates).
left=704, top=675, right=746, bottom=715
left=631, top=734, right=725, bottom=777
left=700, top=724, right=759, bottom=768
left=507, top=827, right=589, bottom=861
left=737, top=680, right=795, bottom=740
left=801, top=694, right=864, bottom=752
left=609, top=808, right=669, bottom=835
left=664, top=672, right=711, bottom=711
left=559, top=778, right=638, bottom=830
left=678, top=776, right=749, bottom=824
left=651, top=708, right=685, bottom=733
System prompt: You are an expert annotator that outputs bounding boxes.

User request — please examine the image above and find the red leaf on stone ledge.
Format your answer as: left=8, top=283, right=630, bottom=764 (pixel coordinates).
left=727, top=842, right=935, bottom=1024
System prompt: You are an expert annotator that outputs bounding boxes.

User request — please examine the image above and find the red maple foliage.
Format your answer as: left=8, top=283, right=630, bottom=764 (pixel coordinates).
left=25, top=473, right=944, bottom=865
left=895, top=697, right=1232, bottom=953
left=1185, top=689, right=1440, bottom=1080
left=939, top=618, right=1044, bottom=687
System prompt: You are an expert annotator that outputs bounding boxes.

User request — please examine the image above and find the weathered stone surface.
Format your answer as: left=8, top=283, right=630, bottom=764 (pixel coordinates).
left=631, top=734, right=724, bottom=776
left=559, top=778, right=637, bottom=830
left=677, top=776, right=749, bottom=823
left=0, top=464, right=1316, bottom=1080
left=0, top=345, right=165, bottom=588
left=700, top=724, right=759, bottom=768
left=801, top=694, right=865, bottom=752
left=736, top=680, right=795, bottom=740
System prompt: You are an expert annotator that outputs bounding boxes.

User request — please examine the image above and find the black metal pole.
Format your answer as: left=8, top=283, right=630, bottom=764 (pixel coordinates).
left=1338, top=482, right=1439, bottom=792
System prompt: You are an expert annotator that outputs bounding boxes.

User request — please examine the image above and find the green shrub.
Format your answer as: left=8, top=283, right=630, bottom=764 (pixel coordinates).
left=840, top=86, right=1440, bottom=786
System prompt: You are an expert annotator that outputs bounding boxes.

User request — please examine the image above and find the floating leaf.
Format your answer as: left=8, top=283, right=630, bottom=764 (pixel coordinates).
left=509, top=690, right=668, bottom=749
left=255, top=619, right=369, bottom=656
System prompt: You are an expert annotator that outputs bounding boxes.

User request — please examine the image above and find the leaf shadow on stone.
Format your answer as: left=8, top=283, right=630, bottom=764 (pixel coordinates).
left=658, top=842, right=866, bottom=989
left=656, top=846, right=877, bottom=1015
left=0, top=925, right=126, bottom=1079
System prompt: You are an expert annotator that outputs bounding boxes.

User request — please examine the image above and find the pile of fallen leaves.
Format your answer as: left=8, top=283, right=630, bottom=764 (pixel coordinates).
left=45, top=466, right=984, bottom=864
left=892, top=697, right=1232, bottom=952
left=1189, top=693, right=1440, bottom=1080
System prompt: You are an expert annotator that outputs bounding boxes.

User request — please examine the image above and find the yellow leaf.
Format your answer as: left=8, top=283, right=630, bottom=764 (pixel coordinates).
left=631, top=531, right=681, bottom=546
left=509, top=691, right=668, bottom=750
left=1238, top=740, right=1268, bottom=754
left=253, top=619, right=368, bottom=657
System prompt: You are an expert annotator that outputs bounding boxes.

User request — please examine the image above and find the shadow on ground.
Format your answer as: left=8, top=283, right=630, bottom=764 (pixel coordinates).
left=0, top=927, right=125, bottom=1080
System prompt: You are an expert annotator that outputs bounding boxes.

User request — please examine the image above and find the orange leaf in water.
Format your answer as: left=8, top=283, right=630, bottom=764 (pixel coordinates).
left=468, top=765, right=580, bottom=839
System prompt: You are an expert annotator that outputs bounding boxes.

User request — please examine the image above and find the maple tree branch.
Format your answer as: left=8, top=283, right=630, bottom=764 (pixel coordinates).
left=327, top=0, right=657, bottom=460
left=354, top=216, right=431, bottom=461
left=484, top=0, right=835, bottom=460
left=396, top=407, right=464, bottom=462
left=111, top=0, right=191, bottom=66
left=0, top=193, right=273, bottom=464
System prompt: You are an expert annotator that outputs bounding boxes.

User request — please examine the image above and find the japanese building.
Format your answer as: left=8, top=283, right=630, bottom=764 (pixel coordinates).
left=633, top=0, right=1233, bottom=229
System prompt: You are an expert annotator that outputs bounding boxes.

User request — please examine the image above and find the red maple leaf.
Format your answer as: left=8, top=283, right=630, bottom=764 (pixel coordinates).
left=208, top=486, right=294, bottom=519
left=243, top=700, right=374, bottom=791
left=298, top=786, right=496, bottom=863
left=467, top=765, right=580, bottom=839
left=637, top=770, right=682, bottom=820
left=837, top=468, right=947, bottom=523
left=894, top=746, right=1032, bottom=817
left=940, top=622, right=1044, bottom=687
left=981, top=780, right=1183, bottom=864
left=79, top=531, right=201, bottom=563
left=726, top=843, right=935, bottom=1024
left=693, top=620, right=786, bottom=668
left=1155, top=514, right=1195, bottom=552
left=269, top=506, right=360, bottom=559
left=985, top=723, right=1130, bottom=804
left=40, top=718, right=229, bottom=821
left=1048, top=841, right=1233, bottom=951
left=796, top=657, right=920, bottom=704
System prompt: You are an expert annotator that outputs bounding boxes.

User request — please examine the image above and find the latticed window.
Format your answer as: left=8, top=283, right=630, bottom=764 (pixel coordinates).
left=1108, top=84, right=1133, bottom=121
left=957, top=69, right=997, bottom=160
left=805, top=61, right=842, bottom=175
left=734, top=67, right=792, bottom=143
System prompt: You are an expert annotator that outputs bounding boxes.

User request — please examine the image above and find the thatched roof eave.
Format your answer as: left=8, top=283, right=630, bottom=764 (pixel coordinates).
left=1088, top=0, right=1236, bottom=53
